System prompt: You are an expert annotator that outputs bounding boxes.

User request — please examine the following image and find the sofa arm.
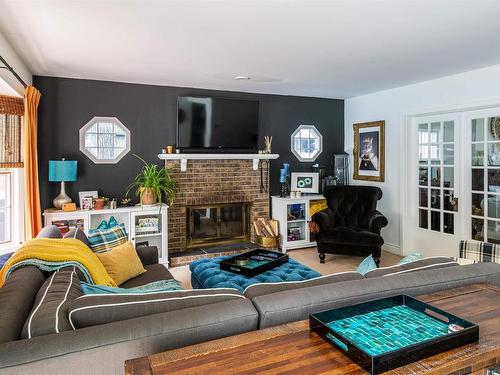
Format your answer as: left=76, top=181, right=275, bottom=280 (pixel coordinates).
left=368, top=210, right=388, bottom=235
left=312, top=208, right=334, bottom=231
left=136, top=246, right=159, bottom=266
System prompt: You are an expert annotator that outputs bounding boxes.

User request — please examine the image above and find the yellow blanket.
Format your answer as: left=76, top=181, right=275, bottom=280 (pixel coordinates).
left=0, top=238, right=117, bottom=288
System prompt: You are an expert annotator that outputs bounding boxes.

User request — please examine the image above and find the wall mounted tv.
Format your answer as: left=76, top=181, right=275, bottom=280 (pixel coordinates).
left=177, top=96, right=259, bottom=153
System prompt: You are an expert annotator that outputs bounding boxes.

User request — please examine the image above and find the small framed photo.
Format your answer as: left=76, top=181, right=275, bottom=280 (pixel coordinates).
left=291, top=172, right=319, bottom=193
left=79, top=190, right=98, bottom=210
left=353, top=120, right=385, bottom=182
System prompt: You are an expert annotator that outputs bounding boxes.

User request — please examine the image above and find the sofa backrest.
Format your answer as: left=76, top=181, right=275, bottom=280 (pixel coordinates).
left=363, top=257, right=458, bottom=278
left=251, top=262, right=500, bottom=329
left=0, top=266, right=46, bottom=343
left=243, top=271, right=363, bottom=299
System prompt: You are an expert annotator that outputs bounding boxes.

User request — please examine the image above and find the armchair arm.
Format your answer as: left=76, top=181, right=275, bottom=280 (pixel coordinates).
left=135, top=246, right=159, bottom=266
left=312, top=208, right=335, bottom=232
left=368, top=210, right=388, bottom=235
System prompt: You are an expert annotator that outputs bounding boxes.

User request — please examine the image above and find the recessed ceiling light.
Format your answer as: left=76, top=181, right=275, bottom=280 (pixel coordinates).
left=235, top=76, right=251, bottom=80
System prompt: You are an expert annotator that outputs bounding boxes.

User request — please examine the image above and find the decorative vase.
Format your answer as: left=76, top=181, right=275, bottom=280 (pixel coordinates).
left=94, top=198, right=105, bottom=210
left=140, top=187, right=157, bottom=205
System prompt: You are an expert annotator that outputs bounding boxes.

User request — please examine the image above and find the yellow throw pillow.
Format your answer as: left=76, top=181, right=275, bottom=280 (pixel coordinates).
left=96, top=241, right=146, bottom=285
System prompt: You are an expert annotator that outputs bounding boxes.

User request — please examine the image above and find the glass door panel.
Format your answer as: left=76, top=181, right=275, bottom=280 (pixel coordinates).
left=470, top=113, right=500, bottom=244
left=418, top=119, right=457, bottom=234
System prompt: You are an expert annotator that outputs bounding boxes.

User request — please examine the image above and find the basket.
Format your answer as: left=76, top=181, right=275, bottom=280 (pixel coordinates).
left=256, top=234, right=280, bottom=249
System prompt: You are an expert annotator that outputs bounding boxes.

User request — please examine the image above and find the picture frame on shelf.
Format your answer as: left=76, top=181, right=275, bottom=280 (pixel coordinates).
left=79, top=190, right=98, bottom=210
left=353, top=120, right=385, bottom=182
left=291, top=172, right=319, bottom=193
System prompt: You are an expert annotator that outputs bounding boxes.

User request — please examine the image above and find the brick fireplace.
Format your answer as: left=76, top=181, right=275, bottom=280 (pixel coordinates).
left=165, top=159, right=270, bottom=255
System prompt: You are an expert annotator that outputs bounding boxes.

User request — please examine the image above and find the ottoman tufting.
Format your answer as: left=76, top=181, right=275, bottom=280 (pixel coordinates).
left=190, top=255, right=321, bottom=292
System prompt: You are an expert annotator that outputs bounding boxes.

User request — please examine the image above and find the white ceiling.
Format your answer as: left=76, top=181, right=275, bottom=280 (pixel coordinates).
left=1, top=1, right=500, bottom=99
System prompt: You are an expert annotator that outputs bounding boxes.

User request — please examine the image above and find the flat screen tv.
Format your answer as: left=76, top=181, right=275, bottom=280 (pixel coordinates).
left=177, top=96, right=259, bottom=152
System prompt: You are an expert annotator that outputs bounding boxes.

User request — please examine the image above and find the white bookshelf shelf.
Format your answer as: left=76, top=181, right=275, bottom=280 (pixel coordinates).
left=158, top=153, right=279, bottom=171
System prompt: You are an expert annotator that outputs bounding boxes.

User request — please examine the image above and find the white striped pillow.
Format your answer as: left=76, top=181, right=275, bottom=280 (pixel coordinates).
left=21, top=267, right=82, bottom=338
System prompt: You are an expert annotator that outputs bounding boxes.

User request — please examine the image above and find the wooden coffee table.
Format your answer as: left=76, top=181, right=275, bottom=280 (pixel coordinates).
left=125, top=284, right=500, bottom=374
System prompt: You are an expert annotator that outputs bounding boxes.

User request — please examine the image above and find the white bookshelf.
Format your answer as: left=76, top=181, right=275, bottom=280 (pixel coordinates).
left=271, top=194, right=327, bottom=253
left=43, top=205, right=169, bottom=265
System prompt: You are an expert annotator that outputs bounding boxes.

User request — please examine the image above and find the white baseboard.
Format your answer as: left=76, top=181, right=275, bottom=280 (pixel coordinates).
left=383, top=243, right=401, bottom=256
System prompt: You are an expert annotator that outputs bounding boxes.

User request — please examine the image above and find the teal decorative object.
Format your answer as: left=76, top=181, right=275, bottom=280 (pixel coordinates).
left=107, top=216, right=118, bottom=228
left=96, top=220, right=109, bottom=231
left=356, top=254, right=377, bottom=275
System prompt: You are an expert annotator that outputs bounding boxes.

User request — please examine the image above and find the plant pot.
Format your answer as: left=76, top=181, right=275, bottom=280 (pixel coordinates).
left=94, top=198, right=105, bottom=210
left=140, top=188, right=157, bottom=205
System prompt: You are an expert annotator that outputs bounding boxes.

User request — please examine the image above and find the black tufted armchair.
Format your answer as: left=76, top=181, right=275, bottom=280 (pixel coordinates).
left=312, top=185, right=388, bottom=265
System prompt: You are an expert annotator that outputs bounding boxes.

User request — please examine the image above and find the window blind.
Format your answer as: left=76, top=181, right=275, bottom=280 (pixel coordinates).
left=0, top=95, right=23, bottom=168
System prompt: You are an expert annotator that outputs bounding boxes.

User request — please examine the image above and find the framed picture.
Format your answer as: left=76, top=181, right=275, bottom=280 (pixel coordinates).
left=291, top=172, right=319, bottom=193
left=353, top=120, right=385, bottom=182
left=79, top=190, right=98, bottom=210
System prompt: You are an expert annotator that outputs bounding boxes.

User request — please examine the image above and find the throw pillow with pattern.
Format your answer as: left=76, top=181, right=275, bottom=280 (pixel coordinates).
left=87, top=223, right=128, bottom=253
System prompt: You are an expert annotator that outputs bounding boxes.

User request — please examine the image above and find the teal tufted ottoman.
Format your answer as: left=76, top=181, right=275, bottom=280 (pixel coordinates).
left=190, top=255, right=321, bottom=293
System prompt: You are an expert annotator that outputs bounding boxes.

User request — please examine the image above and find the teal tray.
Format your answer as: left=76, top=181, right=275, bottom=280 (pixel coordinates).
left=310, top=295, right=479, bottom=374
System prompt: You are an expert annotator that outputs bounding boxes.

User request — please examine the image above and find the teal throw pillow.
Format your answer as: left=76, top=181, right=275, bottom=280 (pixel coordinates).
left=356, top=255, right=377, bottom=275
left=398, top=252, right=424, bottom=265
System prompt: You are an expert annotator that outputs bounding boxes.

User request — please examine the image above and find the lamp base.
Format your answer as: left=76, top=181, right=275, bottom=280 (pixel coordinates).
left=53, top=181, right=72, bottom=209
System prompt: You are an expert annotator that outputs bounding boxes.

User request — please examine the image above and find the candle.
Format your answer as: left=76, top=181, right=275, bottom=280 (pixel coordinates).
left=283, top=163, right=290, bottom=177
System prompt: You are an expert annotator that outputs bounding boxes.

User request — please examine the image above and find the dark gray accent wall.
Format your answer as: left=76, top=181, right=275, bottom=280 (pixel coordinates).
left=35, top=76, right=344, bottom=210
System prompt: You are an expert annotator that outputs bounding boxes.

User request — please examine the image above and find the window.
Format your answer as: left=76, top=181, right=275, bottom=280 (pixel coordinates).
left=0, top=171, right=12, bottom=244
left=79, top=117, right=130, bottom=164
left=0, top=169, right=22, bottom=253
left=291, top=125, right=323, bottom=162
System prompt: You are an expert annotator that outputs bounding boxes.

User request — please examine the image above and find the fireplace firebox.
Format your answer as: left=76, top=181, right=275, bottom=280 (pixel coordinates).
left=186, top=203, right=250, bottom=248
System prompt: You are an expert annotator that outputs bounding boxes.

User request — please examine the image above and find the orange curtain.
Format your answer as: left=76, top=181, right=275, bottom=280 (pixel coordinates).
left=23, top=86, right=42, bottom=239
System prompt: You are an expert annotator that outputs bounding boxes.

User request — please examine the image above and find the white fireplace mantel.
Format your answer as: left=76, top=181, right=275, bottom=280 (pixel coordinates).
left=158, top=153, right=279, bottom=171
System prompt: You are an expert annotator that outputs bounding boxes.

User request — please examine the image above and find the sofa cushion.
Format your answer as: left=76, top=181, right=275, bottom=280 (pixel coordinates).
left=364, top=257, right=458, bottom=278
left=63, top=228, right=90, bottom=248
left=95, top=241, right=146, bottom=285
left=68, top=288, right=244, bottom=328
left=119, top=264, right=174, bottom=289
left=0, top=266, right=46, bottom=343
left=36, top=225, right=63, bottom=239
left=244, top=271, right=363, bottom=299
left=21, top=267, right=82, bottom=339
left=316, top=226, right=384, bottom=246
left=190, top=256, right=321, bottom=292
left=87, top=224, right=128, bottom=253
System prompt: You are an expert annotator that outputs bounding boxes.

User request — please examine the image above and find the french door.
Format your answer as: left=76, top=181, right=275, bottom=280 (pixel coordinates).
left=406, top=113, right=462, bottom=257
left=464, top=108, right=500, bottom=245
left=406, top=106, right=500, bottom=257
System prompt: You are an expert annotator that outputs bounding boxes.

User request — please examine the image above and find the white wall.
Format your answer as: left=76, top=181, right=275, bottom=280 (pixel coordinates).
left=345, top=63, right=500, bottom=255
left=0, top=31, right=31, bottom=96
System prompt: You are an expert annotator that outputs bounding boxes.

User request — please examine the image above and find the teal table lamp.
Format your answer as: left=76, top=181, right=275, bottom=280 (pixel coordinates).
left=49, top=159, right=77, bottom=209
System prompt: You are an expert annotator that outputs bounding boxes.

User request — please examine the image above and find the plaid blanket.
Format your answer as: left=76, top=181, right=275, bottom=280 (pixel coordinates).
left=459, top=240, right=500, bottom=264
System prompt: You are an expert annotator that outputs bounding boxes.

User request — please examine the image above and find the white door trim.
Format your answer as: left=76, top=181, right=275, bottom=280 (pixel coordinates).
left=400, top=98, right=500, bottom=256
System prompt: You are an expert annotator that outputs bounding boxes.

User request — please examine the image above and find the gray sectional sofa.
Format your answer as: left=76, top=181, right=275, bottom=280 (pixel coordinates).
left=1, top=240, right=499, bottom=375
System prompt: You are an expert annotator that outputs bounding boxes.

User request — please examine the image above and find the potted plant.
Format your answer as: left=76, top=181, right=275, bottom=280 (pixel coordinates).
left=126, top=155, right=176, bottom=206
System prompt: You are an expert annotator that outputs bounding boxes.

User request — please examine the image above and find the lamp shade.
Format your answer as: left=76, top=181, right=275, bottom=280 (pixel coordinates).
left=48, top=160, right=77, bottom=182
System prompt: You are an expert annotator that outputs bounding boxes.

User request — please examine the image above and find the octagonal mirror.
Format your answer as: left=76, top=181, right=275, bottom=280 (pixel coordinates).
left=79, top=117, right=130, bottom=164
left=291, top=124, right=323, bottom=161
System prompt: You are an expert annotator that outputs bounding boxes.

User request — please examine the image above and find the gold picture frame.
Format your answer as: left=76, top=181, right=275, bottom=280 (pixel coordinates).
left=353, top=120, right=385, bottom=182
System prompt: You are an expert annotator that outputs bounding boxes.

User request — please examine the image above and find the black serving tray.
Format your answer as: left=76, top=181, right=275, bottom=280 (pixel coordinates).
left=219, top=249, right=288, bottom=277
left=310, top=295, right=479, bottom=375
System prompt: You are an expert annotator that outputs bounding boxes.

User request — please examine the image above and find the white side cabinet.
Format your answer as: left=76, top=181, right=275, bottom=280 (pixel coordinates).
left=271, top=195, right=327, bottom=253
left=43, top=205, right=169, bottom=265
